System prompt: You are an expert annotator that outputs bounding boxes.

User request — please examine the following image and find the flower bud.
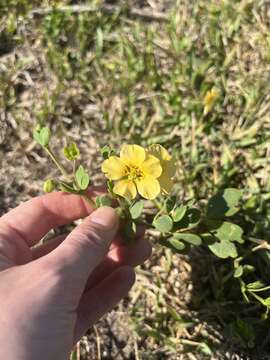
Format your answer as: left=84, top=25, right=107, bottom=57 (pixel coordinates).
left=43, top=179, right=56, bottom=193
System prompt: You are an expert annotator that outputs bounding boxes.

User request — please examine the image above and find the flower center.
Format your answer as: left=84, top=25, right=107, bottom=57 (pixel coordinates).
left=125, top=165, right=144, bottom=181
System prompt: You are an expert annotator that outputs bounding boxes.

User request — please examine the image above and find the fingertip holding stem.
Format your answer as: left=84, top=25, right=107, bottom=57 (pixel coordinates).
left=89, top=206, right=118, bottom=230
left=44, top=206, right=119, bottom=284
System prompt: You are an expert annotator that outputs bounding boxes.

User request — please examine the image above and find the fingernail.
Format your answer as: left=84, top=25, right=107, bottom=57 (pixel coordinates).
left=90, top=206, right=118, bottom=229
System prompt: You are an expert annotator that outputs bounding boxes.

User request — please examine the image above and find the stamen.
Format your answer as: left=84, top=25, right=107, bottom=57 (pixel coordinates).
left=125, top=165, right=144, bottom=181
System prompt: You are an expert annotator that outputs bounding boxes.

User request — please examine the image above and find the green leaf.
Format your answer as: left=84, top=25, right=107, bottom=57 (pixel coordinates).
left=121, top=220, right=136, bottom=242
left=263, top=298, right=270, bottom=308
left=153, top=215, right=173, bottom=233
left=167, top=237, right=186, bottom=252
left=242, top=264, right=255, bottom=275
left=129, top=200, right=144, bottom=220
left=174, top=208, right=201, bottom=230
left=207, top=220, right=244, bottom=243
left=164, top=196, right=176, bottom=213
left=43, top=179, right=55, bottom=193
left=231, top=319, right=255, bottom=348
left=101, top=145, right=114, bottom=160
left=59, top=181, right=78, bottom=194
left=173, top=233, right=202, bottom=246
left=247, top=281, right=265, bottom=290
left=208, top=240, right=238, bottom=259
left=75, top=165, right=90, bottom=191
left=33, top=126, right=51, bottom=147
left=234, top=265, right=243, bottom=278
left=107, top=180, right=114, bottom=195
left=63, top=142, right=80, bottom=160
left=166, top=306, right=193, bottom=327
left=186, top=208, right=201, bottom=224
left=95, top=195, right=113, bottom=208
left=207, top=188, right=242, bottom=218
left=199, top=343, right=212, bottom=355
left=171, top=205, right=187, bottom=222
left=96, top=27, right=104, bottom=54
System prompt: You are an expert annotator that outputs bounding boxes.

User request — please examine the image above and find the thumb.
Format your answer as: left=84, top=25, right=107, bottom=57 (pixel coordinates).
left=46, top=206, right=118, bottom=287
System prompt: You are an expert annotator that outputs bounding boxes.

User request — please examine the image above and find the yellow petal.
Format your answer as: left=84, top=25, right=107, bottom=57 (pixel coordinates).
left=164, top=159, right=176, bottom=178
left=159, top=174, right=174, bottom=194
left=141, top=154, right=162, bottom=178
left=120, top=144, right=145, bottom=165
left=148, top=144, right=171, bottom=162
left=113, top=179, right=137, bottom=200
left=203, top=88, right=219, bottom=114
left=148, top=144, right=176, bottom=178
left=136, top=176, right=160, bottom=200
left=102, top=156, right=126, bottom=180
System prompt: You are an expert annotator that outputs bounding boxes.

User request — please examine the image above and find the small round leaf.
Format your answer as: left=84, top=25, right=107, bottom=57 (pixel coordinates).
left=172, top=206, right=187, bottom=222
left=168, top=237, right=186, bottom=252
left=95, top=195, right=113, bottom=208
left=234, top=266, right=243, bottom=278
left=129, top=200, right=144, bottom=220
left=208, top=240, right=237, bottom=259
left=153, top=215, right=173, bottom=233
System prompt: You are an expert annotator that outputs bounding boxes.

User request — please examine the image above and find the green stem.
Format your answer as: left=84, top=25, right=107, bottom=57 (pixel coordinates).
left=249, top=285, right=270, bottom=293
left=117, top=197, right=131, bottom=219
left=72, top=159, right=76, bottom=177
left=248, top=290, right=266, bottom=306
left=152, top=198, right=163, bottom=211
left=82, top=193, right=96, bottom=208
left=45, top=146, right=69, bottom=178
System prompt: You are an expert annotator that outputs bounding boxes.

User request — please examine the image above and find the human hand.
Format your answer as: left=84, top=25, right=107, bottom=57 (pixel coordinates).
left=0, top=189, right=151, bottom=360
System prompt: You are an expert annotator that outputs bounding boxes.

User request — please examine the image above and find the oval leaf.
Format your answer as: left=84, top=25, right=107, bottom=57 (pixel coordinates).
left=174, top=208, right=201, bottom=230
left=33, top=126, right=51, bottom=147
left=129, top=200, right=144, bottom=220
left=153, top=215, right=173, bottom=233
left=95, top=195, right=113, bottom=208
left=75, top=165, right=90, bottom=190
left=207, top=220, right=244, bottom=243
left=207, top=188, right=242, bottom=218
left=173, top=233, right=202, bottom=246
left=172, top=206, right=187, bottom=222
left=208, top=240, right=237, bottom=259
left=234, top=266, right=243, bottom=278
left=168, top=237, right=186, bottom=252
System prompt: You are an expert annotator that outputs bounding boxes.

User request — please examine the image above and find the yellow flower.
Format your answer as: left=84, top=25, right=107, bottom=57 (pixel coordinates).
left=203, top=88, right=219, bottom=115
left=147, top=144, right=176, bottom=194
left=102, top=144, right=162, bottom=200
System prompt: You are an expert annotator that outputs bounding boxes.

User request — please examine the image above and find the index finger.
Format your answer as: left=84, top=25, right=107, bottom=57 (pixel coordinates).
left=0, top=188, right=103, bottom=247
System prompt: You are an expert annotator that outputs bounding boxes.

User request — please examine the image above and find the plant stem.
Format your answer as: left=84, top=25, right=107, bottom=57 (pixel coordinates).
left=248, top=290, right=266, bottom=306
left=248, top=285, right=270, bottom=293
left=117, top=197, right=131, bottom=219
left=45, top=146, right=69, bottom=178
left=152, top=198, right=163, bottom=211
left=82, top=193, right=96, bottom=208
left=72, top=159, right=76, bottom=177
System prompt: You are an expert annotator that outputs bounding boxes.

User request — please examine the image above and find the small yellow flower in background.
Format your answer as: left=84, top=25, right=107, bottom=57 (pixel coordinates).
left=203, top=88, right=219, bottom=115
left=102, top=144, right=162, bottom=200
left=147, top=144, right=176, bottom=194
